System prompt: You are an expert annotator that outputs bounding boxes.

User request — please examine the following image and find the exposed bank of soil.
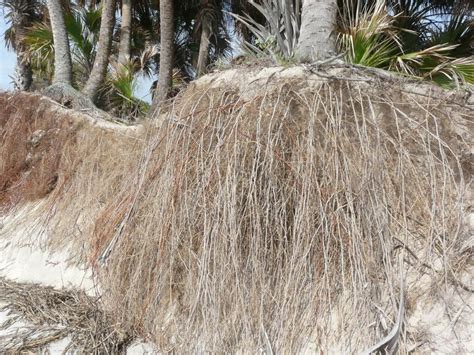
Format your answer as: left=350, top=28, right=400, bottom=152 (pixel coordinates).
left=0, top=65, right=472, bottom=353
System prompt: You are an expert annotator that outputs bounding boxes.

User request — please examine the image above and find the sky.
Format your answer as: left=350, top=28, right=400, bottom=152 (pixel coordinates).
left=0, top=12, right=152, bottom=102
left=0, top=15, right=17, bottom=91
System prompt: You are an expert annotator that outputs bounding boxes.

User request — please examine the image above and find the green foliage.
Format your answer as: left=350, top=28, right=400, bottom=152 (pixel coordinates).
left=18, top=2, right=156, bottom=118
left=394, top=49, right=474, bottom=87
left=339, top=0, right=401, bottom=67
left=337, top=0, right=474, bottom=87
left=105, top=61, right=150, bottom=119
left=232, top=0, right=473, bottom=87
left=427, top=14, right=474, bottom=58
left=65, top=6, right=101, bottom=77
left=21, top=6, right=102, bottom=83
left=104, top=46, right=159, bottom=119
left=229, top=0, right=301, bottom=61
left=22, top=21, right=55, bottom=80
left=0, top=0, right=244, bottom=119
left=3, top=0, right=471, bottom=118
left=1, top=0, right=44, bottom=50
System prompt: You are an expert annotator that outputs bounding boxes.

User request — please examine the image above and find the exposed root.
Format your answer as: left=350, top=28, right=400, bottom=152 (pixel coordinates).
left=1, top=66, right=472, bottom=352
left=42, top=83, right=95, bottom=110
left=42, top=83, right=122, bottom=123
left=0, top=91, right=141, bottom=213
left=91, top=70, right=470, bottom=352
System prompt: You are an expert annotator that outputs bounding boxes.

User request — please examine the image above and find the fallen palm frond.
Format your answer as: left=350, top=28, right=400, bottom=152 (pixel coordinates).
left=0, top=277, right=132, bottom=353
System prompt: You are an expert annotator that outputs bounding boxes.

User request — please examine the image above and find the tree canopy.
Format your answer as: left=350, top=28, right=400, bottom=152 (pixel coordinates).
left=1, top=0, right=472, bottom=118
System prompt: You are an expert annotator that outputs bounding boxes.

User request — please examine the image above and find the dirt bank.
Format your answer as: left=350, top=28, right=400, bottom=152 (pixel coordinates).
left=0, top=65, right=473, bottom=352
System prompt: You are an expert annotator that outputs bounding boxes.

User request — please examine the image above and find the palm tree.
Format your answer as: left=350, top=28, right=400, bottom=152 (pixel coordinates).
left=133, top=0, right=235, bottom=80
left=196, top=0, right=212, bottom=75
left=150, top=0, right=175, bottom=115
left=82, top=0, right=116, bottom=102
left=1, top=0, right=44, bottom=90
left=297, top=0, right=474, bottom=61
left=196, top=0, right=219, bottom=76
left=193, top=0, right=235, bottom=76
left=118, top=0, right=132, bottom=64
left=297, top=0, right=338, bottom=61
left=234, top=0, right=472, bottom=85
left=46, top=0, right=73, bottom=85
left=21, top=5, right=102, bottom=86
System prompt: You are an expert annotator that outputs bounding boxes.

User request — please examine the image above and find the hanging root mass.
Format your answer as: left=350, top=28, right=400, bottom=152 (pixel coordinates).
left=0, top=67, right=472, bottom=352
left=94, top=75, right=470, bottom=352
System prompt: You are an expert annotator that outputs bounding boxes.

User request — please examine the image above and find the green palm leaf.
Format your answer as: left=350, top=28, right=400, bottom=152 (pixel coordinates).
left=22, top=21, right=55, bottom=79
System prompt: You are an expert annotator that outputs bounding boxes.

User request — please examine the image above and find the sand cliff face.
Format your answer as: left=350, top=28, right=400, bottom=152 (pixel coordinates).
left=0, top=92, right=148, bottom=353
left=0, top=66, right=473, bottom=353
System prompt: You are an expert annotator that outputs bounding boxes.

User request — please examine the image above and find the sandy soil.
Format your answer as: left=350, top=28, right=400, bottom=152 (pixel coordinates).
left=0, top=204, right=158, bottom=354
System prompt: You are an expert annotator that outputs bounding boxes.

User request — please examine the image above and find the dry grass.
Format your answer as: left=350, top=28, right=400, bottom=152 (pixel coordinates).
left=0, top=277, right=132, bottom=353
left=0, top=67, right=472, bottom=352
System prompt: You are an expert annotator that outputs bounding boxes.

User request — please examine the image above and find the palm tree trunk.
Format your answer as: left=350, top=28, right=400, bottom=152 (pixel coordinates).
left=82, top=0, right=116, bottom=102
left=296, top=0, right=337, bottom=62
left=13, top=52, right=33, bottom=91
left=196, top=18, right=211, bottom=77
left=118, top=0, right=132, bottom=65
left=46, top=0, right=73, bottom=84
left=11, top=7, right=32, bottom=91
left=150, top=0, right=174, bottom=116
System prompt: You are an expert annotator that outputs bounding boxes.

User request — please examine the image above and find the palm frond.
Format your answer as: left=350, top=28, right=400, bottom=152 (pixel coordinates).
left=338, top=0, right=402, bottom=67
left=337, top=0, right=473, bottom=87
left=422, top=56, right=474, bottom=86
left=136, top=45, right=159, bottom=78
left=82, top=5, right=102, bottom=34
left=105, top=59, right=149, bottom=119
left=65, top=7, right=101, bottom=75
left=21, top=21, right=55, bottom=79
left=229, top=0, right=301, bottom=60
left=427, top=13, right=474, bottom=57
left=392, top=43, right=474, bottom=86
left=1, top=0, right=44, bottom=50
